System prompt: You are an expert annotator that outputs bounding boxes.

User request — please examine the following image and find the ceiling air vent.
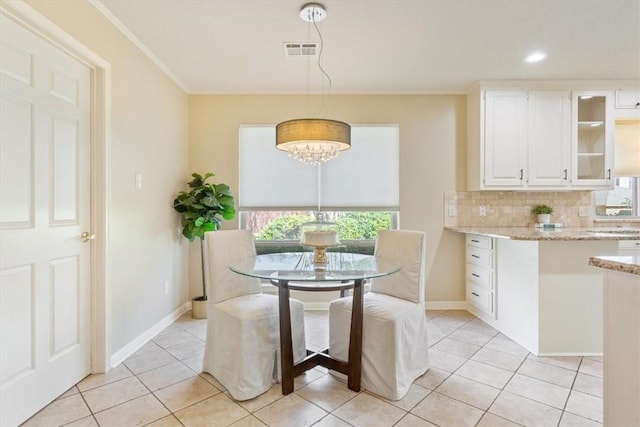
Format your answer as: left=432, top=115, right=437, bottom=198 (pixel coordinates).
left=284, top=42, right=319, bottom=59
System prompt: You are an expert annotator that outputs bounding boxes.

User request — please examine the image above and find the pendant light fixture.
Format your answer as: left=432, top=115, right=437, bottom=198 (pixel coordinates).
left=276, top=3, right=351, bottom=165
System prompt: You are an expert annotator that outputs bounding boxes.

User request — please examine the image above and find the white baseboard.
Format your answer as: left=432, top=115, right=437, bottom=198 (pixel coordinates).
left=110, top=302, right=190, bottom=368
left=537, top=352, right=603, bottom=357
left=425, top=301, right=467, bottom=310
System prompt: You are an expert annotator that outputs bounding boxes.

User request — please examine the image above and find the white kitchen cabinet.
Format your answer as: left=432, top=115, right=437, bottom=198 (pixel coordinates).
left=619, top=239, right=640, bottom=253
left=615, top=88, right=640, bottom=119
left=468, top=238, right=619, bottom=355
left=615, top=89, right=640, bottom=108
left=467, top=83, right=614, bottom=191
left=483, top=91, right=528, bottom=188
left=465, top=235, right=495, bottom=317
left=482, top=90, right=571, bottom=189
left=571, top=91, right=614, bottom=188
left=528, top=91, right=571, bottom=187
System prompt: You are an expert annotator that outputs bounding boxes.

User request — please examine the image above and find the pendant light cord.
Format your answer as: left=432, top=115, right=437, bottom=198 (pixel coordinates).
left=311, top=13, right=332, bottom=113
left=311, top=8, right=329, bottom=216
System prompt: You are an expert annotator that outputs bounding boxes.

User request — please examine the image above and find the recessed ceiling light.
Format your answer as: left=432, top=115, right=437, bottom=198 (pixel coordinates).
left=524, top=52, right=547, bottom=63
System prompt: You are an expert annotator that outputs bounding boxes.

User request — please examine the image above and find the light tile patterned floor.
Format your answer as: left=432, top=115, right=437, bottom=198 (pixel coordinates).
left=22, top=310, right=603, bottom=427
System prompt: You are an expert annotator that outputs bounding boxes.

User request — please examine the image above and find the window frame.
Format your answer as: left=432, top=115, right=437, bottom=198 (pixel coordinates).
left=238, top=124, right=401, bottom=249
left=595, top=176, right=640, bottom=218
left=239, top=209, right=400, bottom=254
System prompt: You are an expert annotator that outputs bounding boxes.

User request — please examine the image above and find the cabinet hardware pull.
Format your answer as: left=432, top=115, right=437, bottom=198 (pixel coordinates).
left=563, top=169, right=567, bottom=180
left=471, top=255, right=480, bottom=259
left=606, top=169, right=611, bottom=180
left=471, top=239, right=479, bottom=243
left=472, top=273, right=480, bottom=278
left=472, top=292, right=480, bottom=297
left=519, top=169, right=523, bottom=180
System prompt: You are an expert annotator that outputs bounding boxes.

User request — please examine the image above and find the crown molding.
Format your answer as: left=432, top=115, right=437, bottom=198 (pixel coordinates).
left=89, top=0, right=189, bottom=93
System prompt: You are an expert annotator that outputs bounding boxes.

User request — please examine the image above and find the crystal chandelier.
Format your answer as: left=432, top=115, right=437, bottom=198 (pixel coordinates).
left=276, top=118, right=351, bottom=165
left=276, top=3, right=351, bottom=166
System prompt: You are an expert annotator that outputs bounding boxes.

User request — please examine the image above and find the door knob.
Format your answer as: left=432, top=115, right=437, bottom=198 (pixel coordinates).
left=80, top=231, right=96, bottom=242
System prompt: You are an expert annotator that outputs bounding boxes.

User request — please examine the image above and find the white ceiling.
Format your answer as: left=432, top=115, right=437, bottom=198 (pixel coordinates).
left=94, top=0, right=640, bottom=94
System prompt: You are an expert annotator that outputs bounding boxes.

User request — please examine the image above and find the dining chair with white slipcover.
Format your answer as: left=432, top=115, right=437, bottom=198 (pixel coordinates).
left=329, top=229, right=429, bottom=400
left=201, top=229, right=306, bottom=400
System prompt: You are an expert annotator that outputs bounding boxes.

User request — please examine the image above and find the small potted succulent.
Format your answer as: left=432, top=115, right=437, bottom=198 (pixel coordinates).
left=173, top=172, right=236, bottom=318
left=533, top=204, right=553, bottom=224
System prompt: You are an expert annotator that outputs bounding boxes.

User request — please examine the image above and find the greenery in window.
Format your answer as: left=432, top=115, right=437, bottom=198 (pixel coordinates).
left=335, top=212, right=391, bottom=240
left=256, top=214, right=315, bottom=240
left=255, top=211, right=391, bottom=241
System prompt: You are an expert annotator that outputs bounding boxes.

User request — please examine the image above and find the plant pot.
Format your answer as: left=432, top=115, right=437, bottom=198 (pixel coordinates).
left=537, top=214, right=551, bottom=224
left=191, top=296, right=207, bottom=319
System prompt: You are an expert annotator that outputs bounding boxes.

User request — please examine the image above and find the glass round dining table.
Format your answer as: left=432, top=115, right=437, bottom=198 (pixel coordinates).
left=229, top=251, right=401, bottom=395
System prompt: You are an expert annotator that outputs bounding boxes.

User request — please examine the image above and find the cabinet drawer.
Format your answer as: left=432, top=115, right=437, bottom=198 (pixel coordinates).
left=466, top=283, right=493, bottom=314
left=466, top=235, right=492, bottom=250
left=467, top=265, right=492, bottom=288
left=619, top=240, right=640, bottom=253
left=615, top=89, right=640, bottom=109
left=466, top=247, right=492, bottom=268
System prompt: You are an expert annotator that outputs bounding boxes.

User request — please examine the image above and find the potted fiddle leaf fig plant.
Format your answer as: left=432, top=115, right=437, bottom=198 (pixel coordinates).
left=173, top=172, right=236, bottom=318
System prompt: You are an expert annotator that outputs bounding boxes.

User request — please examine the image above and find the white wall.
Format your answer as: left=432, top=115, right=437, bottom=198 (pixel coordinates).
left=189, top=94, right=467, bottom=304
left=26, top=0, right=190, bottom=355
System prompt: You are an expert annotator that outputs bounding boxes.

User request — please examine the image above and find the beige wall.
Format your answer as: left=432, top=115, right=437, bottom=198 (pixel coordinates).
left=189, top=95, right=467, bottom=303
left=17, top=1, right=467, bottom=361
left=26, top=1, right=190, bottom=355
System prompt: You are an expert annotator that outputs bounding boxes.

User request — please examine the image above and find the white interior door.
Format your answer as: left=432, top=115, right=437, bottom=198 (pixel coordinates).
left=0, top=14, right=91, bottom=426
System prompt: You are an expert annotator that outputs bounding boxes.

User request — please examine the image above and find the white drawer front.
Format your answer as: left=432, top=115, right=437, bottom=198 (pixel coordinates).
left=467, top=283, right=493, bottom=314
left=466, top=234, right=492, bottom=250
left=467, top=265, right=492, bottom=288
left=619, top=240, right=640, bottom=253
left=467, top=247, right=492, bottom=268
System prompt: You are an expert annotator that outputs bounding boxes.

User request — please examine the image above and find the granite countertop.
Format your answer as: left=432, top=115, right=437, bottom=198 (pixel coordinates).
left=589, top=255, right=640, bottom=276
left=446, top=226, right=640, bottom=241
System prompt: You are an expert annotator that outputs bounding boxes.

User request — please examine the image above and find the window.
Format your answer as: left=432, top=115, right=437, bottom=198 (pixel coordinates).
left=595, top=177, right=640, bottom=217
left=598, top=120, right=640, bottom=217
left=239, top=125, right=400, bottom=250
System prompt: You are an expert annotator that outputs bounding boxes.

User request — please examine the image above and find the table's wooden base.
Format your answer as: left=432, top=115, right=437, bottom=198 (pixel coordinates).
left=295, top=349, right=347, bottom=376
left=276, top=278, right=364, bottom=395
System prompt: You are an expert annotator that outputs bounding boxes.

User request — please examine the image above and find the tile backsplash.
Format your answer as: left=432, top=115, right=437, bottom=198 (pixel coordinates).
left=444, top=191, right=596, bottom=228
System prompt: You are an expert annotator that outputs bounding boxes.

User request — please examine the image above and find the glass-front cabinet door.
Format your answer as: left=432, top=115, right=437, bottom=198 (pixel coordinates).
left=571, top=91, right=614, bottom=188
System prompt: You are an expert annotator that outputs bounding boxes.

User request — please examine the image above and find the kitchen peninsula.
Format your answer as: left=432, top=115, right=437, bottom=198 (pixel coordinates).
left=588, top=255, right=640, bottom=426
left=447, top=226, right=640, bottom=356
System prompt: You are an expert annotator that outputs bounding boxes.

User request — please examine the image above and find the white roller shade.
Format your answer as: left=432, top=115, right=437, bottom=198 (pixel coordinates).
left=239, top=124, right=399, bottom=209
left=321, top=125, right=399, bottom=208
left=239, top=125, right=317, bottom=208
left=615, top=120, right=640, bottom=177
